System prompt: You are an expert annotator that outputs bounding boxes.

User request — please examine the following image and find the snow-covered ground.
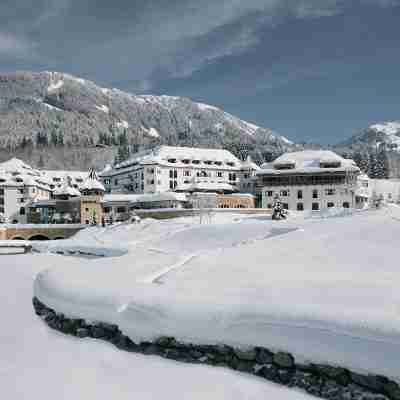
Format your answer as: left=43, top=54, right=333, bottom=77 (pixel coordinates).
left=1, top=213, right=316, bottom=399
left=31, top=208, right=400, bottom=381
left=1, top=252, right=316, bottom=400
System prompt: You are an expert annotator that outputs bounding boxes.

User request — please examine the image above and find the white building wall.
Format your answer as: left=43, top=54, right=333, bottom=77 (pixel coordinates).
left=262, top=184, right=356, bottom=211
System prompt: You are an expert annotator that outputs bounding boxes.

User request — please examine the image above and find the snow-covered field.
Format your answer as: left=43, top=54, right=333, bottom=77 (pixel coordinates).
left=2, top=209, right=400, bottom=398
left=0, top=224, right=313, bottom=399
left=32, top=209, right=400, bottom=379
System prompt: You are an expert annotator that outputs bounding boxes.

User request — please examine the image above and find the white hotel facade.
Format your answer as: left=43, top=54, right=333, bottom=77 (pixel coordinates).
left=100, top=146, right=259, bottom=195
left=256, top=151, right=360, bottom=211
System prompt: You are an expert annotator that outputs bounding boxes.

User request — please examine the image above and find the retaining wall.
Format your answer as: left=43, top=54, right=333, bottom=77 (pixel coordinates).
left=33, top=297, right=400, bottom=400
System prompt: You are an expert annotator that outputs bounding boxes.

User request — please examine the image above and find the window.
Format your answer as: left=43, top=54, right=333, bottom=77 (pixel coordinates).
left=53, top=177, right=61, bottom=182
left=312, top=190, right=318, bottom=199
left=325, top=188, right=336, bottom=196
left=19, top=198, right=25, bottom=203
left=217, top=172, right=223, bottom=178
left=267, top=191, right=273, bottom=197
left=0, top=189, right=4, bottom=195
left=297, top=190, right=303, bottom=199
left=85, top=208, right=89, bottom=212
left=19, top=207, right=25, bottom=215
left=343, top=202, right=350, bottom=208
left=280, top=190, right=289, bottom=197
left=104, top=179, right=111, bottom=185
left=267, top=203, right=272, bottom=208
left=184, top=171, right=191, bottom=177
left=147, top=168, right=155, bottom=174
left=114, top=179, right=119, bottom=185
left=327, top=202, right=334, bottom=208
left=297, top=203, right=304, bottom=211
left=312, top=202, right=319, bottom=211
left=169, top=181, right=174, bottom=189
left=228, top=173, right=236, bottom=181
left=18, top=189, right=24, bottom=194
left=282, top=203, right=289, bottom=210
left=116, top=207, right=126, bottom=213
left=103, top=207, right=111, bottom=213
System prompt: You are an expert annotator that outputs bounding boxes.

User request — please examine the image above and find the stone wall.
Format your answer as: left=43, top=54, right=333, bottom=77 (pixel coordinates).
left=32, top=297, right=400, bottom=400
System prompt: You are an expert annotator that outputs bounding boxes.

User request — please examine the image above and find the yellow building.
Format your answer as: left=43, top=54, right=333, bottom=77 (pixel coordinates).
left=80, top=168, right=105, bottom=225
left=217, top=193, right=255, bottom=209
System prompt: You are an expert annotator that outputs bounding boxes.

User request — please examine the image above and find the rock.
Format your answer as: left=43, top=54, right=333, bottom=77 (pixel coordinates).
left=114, top=335, right=138, bottom=352
left=91, top=326, right=106, bottom=339
left=165, top=349, right=182, bottom=361
left=259, top=364, right=279, bottom=382
left=256, top=347, right=274, bottom=364
left=142, top=344, right=162, bottom=356
left=76, top=328, right=89, bottom=338
left=315, top=364, right=350, bottom=386
left=384, top=381, right=400, bottom=400
left=60, top=319, right=76, bottom=334
left=234, top=348, right=257, bottom=361
left=273, top=352, right=295, bottom=369
left=350, top=373, right=386, bottom=393
left=155, top=336, right=177, bottom=347
left=278, top=369, right=294, bottom=385
left=189, top=349, right=203, bottom=359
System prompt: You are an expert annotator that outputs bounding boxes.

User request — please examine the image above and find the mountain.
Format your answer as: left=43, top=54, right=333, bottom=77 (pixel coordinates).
left=0, top=71, right=296, bottom=170
left=334, top=121, right=400, bottom=178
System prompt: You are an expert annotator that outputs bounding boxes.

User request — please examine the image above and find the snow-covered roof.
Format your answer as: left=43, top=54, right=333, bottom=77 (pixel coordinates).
left=81, top=169, right=105, bottom=192
left=241, top=155, right=260, bottom=171
left=102, top=192, right=187, bottom=204
left=53, top=181, right=81, bottom=197
left=101, top=146, right=244, bottom=177
left=177, top=181, right=237, bottom=193
left=258, top=150, right=359, bottom=175
left=0, top=157, right=40, bottom=175
left=134, top=192, right=187, bottom=203
left=41, top=170, right=87, bottom=188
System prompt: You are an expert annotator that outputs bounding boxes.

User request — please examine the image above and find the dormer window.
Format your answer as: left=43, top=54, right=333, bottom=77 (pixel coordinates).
left=274, top=162, right=295, bottom=170
left=320, top=161, right=341, bottom=168
left=192, top=160, right=201, bottom=165
left=226, top=162, right=235, bottom=167
left=214, top=161, right=222, bottom=166
left=182, top=159, right=191, bottom=164
left=204, top=160, right=213, bottom=165
left=167, top=158, right=177, bottom=163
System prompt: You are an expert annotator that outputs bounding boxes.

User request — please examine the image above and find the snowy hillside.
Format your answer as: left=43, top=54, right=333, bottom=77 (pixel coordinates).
left=334, top=121, right=400, bottom=178
left=0, top=71, right=296, bottom=169
left=32, top=209, right=400, bottom=380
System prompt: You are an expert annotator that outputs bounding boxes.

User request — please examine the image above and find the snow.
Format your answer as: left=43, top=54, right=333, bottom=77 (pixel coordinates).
left=116, top=120, right=129, bottom=129
left=32, top=208, right=400, bottom=380
left=0, top=252, right=313, bottom=400
left=370, top=121, right=400, bottom=136
left=111, top=145, right=242, bottom=173
left=47, top=79, right=64, bottom=93
left=96, top=105, right=110, bottom=114
left=197, top=103, right=219, bottom=112
left=258, top=150, right=359, bottom=175
left=147, top=127, right=160, bottom=138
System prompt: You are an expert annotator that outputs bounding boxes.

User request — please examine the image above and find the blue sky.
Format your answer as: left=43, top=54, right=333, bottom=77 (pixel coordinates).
left=1, top=0, right=400, bottom=145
